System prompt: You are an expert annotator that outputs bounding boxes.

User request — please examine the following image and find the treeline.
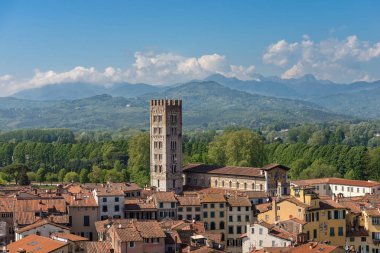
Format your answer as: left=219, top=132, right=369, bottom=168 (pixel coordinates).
left=0, top=129, right=75, bottom=143
left=262, top=121, right=380, bottom=147
left=1, top=127, right=380, bottom=186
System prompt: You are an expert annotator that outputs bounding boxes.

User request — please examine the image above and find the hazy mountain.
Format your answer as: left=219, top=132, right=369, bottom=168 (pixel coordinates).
left=12, top=82, right=161, bottom=100
left=205, top=74, right=380, bottom=100
left=0, top=81, right=352, bottom=131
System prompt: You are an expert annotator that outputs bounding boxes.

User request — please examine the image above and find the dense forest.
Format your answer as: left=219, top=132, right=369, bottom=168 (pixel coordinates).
left=0, top=126, right=379, bottom=186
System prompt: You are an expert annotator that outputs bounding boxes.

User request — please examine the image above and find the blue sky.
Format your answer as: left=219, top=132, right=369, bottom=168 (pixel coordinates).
left=0, top=0, right=380, bottom=95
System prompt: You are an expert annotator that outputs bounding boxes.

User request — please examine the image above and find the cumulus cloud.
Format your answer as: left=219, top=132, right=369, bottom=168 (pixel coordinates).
left=0, top=52, right=256, bottom=96
left=263, top=35, right=380, bottom=83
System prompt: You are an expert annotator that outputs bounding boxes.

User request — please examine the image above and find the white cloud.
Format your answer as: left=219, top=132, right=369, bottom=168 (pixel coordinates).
left=0, top=52, right=256, bottom=96
left=263, top=35, right=380, bottom=82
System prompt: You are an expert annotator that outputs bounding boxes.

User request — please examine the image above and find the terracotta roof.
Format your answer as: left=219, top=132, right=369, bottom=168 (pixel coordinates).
left=83, top=241, right=113, bottom=253
left=124, top=199, right=156, bottom=210
left=252, top=247, right=291, bottom=253
left=154, top=191, right=177, bottom=203
left=183, top=163, right=264, bottom=178
left=288, top=218, right=307, bottom=225
left=64, top=192, right=98, bottom=207
left=281, top=196, right=310, bottom=208
left=0, top=197, right=14, bottom=212
left=200, top=193, right=226, bottom=203
left=310, top=198, right=346, bottom=211
left=291, top=178, right=380, bottom=188
left=7, top=234, right=68, bottom=253
left=177, top=196, right=201, bottom=206
left=48, top=214, right=70, bottom=224
left=188, top=246, right=225, bottom=253
left=245, top=191, right=269, bottom=199
left=95, top=188, right=124, bottom=196
left=16, top=219, right=69, bottom=234
left=52, top=232, right=89, bottom=241
left=255, top=202, right=272, bottom=213
left=365, top=208, right=380, bottom=216
left=14, top=197, right=67, bottom=213
left=135, top=220, right=166, bottom=238
left=14, top=212, right=39, bottom=225
left=227, top=196, right=251, bottom=207
left=262, top=164, right=290, bottom=171
left=292, top=242, right=338, bottom=253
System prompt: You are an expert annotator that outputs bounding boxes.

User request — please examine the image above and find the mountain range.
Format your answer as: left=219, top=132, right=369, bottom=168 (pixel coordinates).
left=1, top=74, right=379, bottom=131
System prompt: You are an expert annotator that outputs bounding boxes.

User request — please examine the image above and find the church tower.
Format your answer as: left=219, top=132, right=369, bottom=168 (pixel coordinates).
left=150, top=99, right=183, bottom=193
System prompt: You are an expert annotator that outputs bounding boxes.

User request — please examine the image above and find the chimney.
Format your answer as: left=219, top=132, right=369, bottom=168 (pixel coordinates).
left=17, top=249, right=26, bottom=253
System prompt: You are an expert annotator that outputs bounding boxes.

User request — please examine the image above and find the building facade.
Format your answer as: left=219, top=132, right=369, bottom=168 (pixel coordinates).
left=150, top=99, right=183, bottom=193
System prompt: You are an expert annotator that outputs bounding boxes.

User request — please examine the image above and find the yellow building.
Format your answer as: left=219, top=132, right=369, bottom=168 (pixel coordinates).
left=362, top=208, right=380, bottom=252
left=257, top=186, right=347, bottom=247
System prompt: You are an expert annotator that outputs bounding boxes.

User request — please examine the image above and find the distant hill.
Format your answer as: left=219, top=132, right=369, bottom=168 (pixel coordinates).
left=12, top=82, right=161, bottom=100
left=0, top=81, right=352, bottom=131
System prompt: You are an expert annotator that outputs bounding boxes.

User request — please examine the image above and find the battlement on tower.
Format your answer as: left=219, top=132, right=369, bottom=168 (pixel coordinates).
left=150, top=99, right=182, bottom=107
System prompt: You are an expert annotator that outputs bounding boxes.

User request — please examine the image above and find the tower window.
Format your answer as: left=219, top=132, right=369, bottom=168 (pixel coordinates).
left=171, top=164, right=177, bottom=173
left=173, top=180, right=176, bottom=188
left=159, top=165, right=162, bottom=173
left=157, top=180, right=160, bottom=187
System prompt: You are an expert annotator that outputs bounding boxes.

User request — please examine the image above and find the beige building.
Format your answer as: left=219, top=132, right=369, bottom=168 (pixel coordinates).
left=200, top=193, right=227, bottom=242
left=183, top=163, right=290, bottom=197
left=226, top=196, right=253, bottom=253
left=64, top=191, right=99, bottom=241
left=150, top=99, right=183, bottom=193
left=177, top=194, right=202, bottom=221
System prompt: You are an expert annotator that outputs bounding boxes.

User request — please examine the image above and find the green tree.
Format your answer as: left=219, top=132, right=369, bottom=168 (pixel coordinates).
left=58, top=168, right=67, bottom=183
left=88, top=165, right=104, bottom=184
left=79, top=168, right=89, bottom=184
left=289, top=159, right=309, bottom=179
left=27, top=171, right=37, bottom=182
left=2, top=163, right=29, bottom=185
left=36, top=167, right=46, bottom=185
left=64, top=172, right=79, bottom=183
left=46, top=172, right=58, bottom=184
left=299, top=159, right=340, bottom=179
left=128, top=133, right=150, bottom=186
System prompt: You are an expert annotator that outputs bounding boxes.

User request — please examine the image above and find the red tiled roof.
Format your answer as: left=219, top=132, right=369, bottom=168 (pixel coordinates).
left=52, top=232, right=89, bottom=241
left=16, top=219, right=69, bottom=234
left=292, top=242, right=338, bottom=253
left=176, top=196, right=201, bottom=206
left=227, top=196, right=251, bottom=207
left=7, top=234, right=68, bottom=253
left=154, top=191, right=177, bottom=203
left=200, top=193, right=226, bottom=203
left=183, top=163, right=264, bottom=178
left=291, top=178, right=380, bottom=188
left=83, top=241, right=113, bottom=253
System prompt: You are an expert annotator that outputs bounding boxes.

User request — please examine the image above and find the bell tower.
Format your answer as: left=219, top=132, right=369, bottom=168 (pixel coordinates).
left=150, top=99, right=183, bottom=193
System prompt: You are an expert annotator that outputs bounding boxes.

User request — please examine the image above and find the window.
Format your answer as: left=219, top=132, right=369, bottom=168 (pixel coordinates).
left=128, top=241, right=135, bottom=248
left=203, top=204, right=208, bottom=209
left=228, top=226, right=234, bottom=234
left=236, top=182, right=240, bottom=189
left=210, top=222, right=216, bottom=230
left=195, top=207, right=201, bottom=212
left=330, top=227, right=335, bottom=236
left=237, top=207, right=241, bottom=212
left=244, top=183, right=247, bottom=190
left=313, top=229, right=317, bottom=239
left=186, top=207, right=192, bottom=212
left=229, top=181, right=232, bottom=188
left=246, top=207, right=249, bottom=211
left=373, top=217, right=380, bottom=225
left=373, top=232, right=380, bottom=240
left=103, top=198, right=107, bottom=202
left=210, top=203, right=215, bottom=208
left=222, top=181, right=225, bottom=187
left=178, top=215, right=183, bottom=220
left=252, top=183, right=255, bottom=190
left=349, top=237, right=355, bottom=242
left=272, top=241, right=275, bottom=247
left=237, top=226, right=242, bottom=234
left=83, top=216, right=90, bottom=226
left=102, top=206, right=108, bottom=212
left=251, top=228, right=254, bottom=234
left=171, top=202, right=175, bottom=208
left=245, top=215, right=250, bottom=221
left=229, top=216, right=233, bottom=222
left=259, top=228, right=263, bottom=235
left=203, top=212, right=208, bottom=218
left=220, top=203, right=224, bottom=208
left=195, top=215, right=201, bottom=221
left=159, top=203, right=163, bottom=208
left=186, top=215, right=192, bottom=220
left=204, top=222, right=208, bottom=230
left=220, top=211, right=224, bottom=217
left=178, top=207, right=183, bottom=212
left=361, top=237, right=366, bottom=242
left=220, top=221, right=225, bottom=229
left=210, top=211, right=215, bottom=218
left=338, top=227, right=343, bottom=236
left=328, top=211, right=332, bottom=220
left=237, top=216, right=241, bottom=222
left=259, top=240, right=263, bottom=247
left=334, top=210, right=339, bottom=219
left=115, top=205, right=120, bottom=212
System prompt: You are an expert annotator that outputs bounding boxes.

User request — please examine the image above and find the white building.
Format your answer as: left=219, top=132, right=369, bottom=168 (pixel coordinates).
left=15, top=219, right=70, bottom=241
left=291, top=178, right=380, bottom=197
left=242, top=221, right=294, bottom=253
left=93, top=187, right=125, bottom=220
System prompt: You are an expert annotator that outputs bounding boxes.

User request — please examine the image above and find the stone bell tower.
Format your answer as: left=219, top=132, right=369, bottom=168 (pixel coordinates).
left=150, top=99, right=183, bottom=193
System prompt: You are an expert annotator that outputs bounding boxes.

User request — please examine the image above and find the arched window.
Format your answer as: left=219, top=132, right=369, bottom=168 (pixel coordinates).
left=244, top=183, right=247, bottom=190
left=236, top=182, right=240, bottom=189
left=252, top=183, right=255, bottom=190
left=229, top=181, right=232, bottom=188
left=222, top=181, right=225, bottom=187
left=221, top=233, right=225, bottom=241
left=214, top=180, right=218, bottom=187
left=219, top=221, right=225, bottom=229
left=204, top=222, right=208, bottom=230
left=210, top=222, right=216, bottom=230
